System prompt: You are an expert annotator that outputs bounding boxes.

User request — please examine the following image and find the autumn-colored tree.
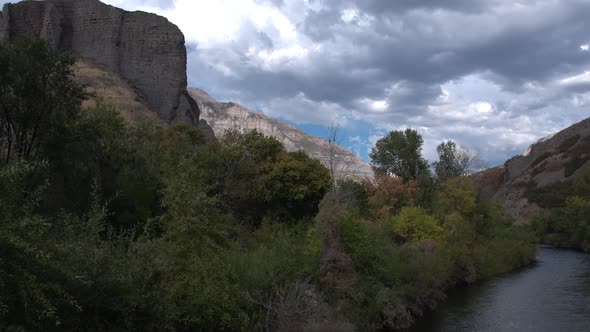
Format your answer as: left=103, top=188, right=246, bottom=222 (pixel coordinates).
left=363, top=173, right=418, bottom=219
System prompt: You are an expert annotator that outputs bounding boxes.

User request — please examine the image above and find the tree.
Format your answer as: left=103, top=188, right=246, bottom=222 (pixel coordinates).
left=0, top=38, right=86, bottom=163
left=369, top=128, right=428, bottom=181
left=258, top=150, right=331, bottom=221
left=434, top=177, right=477, bottom=218
left=433, top=140, right=481, bottom=181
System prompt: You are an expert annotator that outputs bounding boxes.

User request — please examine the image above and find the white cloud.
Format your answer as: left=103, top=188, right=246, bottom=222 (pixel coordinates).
left=99, top=0, right=590, bottom=165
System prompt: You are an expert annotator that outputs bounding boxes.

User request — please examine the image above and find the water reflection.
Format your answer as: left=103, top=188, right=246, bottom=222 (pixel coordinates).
left=410, top=247, right=590, bottom=332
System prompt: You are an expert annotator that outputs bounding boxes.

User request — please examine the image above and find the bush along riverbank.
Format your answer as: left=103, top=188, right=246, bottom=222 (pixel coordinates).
left=0, top=39, right=536, bottom=331
left=313, top=176, right=537, bottom=330
left=531, top=171, right=590, bottom=252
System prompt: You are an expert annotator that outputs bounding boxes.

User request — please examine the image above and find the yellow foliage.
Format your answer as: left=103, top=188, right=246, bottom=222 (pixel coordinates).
left=436, top=177, right=476, bottom=217
left=391, top=206, right=443, bottom=241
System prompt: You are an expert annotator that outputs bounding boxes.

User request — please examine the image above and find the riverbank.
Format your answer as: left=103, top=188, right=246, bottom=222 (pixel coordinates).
left=314, top=187, right=538, bottom=330
left=408, top=246, right=590, bottom=331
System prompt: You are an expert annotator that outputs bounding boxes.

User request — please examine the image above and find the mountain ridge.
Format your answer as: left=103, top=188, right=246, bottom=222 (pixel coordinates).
left=189, top=88, right=374, bottom=180
left=472, top=116, right=590, bottom=222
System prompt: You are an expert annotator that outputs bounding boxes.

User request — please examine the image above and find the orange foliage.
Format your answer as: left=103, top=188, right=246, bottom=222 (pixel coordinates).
left=362, top=173, right=418, bottom=219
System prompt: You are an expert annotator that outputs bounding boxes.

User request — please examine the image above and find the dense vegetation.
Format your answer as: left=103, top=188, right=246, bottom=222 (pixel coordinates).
left=532, top=171, right=590, bottom=252
left=0, top=39, right=536, bottom=331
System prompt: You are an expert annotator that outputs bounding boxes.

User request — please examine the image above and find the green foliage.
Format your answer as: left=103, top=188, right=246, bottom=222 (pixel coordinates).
left=528, top=170, right=590, bottom=209
left=391, top=207, right=443, bottom=241
left=434, top=177, right=477, bottom=218
left=322, top=174, right=535, bottom=330
left=532, top=181, right=590, bottom=252
left=258, top=150, right=331, bottom=221
left=0, top=38, right=86, bottom=163
left=433, top=140, right=472, bottom=181
left=0, top=37, right=537, bottom=331
left=335, top=179, right=370, bottom=215
left=370, top=128, right=429, bottom=181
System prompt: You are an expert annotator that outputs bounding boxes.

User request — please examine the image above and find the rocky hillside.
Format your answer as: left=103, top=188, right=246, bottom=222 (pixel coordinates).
left=73, top=59, right=158, bottom=124
left=0, top=0, right=200, bottom=126
left=473, top=117, right=590, bottom=222
left=189, top=88, right=374, bottom=179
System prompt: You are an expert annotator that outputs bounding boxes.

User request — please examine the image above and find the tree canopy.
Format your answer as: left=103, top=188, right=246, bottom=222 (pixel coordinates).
left=433, top=140, right=480, bottom=181
left=0, top=38, right=86, bottom=163
left=369, top=128, right=428, bottom=181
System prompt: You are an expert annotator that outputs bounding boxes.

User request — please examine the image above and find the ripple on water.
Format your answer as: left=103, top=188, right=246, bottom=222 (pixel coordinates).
left=409, top=247, right=590, bottom=332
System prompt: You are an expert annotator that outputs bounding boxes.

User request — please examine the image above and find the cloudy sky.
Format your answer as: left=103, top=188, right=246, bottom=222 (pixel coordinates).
left=4, top=0, right=590, bottom=165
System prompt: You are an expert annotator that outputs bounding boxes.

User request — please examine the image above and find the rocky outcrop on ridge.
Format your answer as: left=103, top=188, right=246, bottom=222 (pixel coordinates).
left=0, top=0, right=199, bottom=125
left=472, top=117, right=590, bottom=222
left=189, top=88, right=374, bottom=180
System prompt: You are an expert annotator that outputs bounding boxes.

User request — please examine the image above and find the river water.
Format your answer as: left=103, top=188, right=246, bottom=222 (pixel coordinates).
left=410, top=246, right=590, bottom=332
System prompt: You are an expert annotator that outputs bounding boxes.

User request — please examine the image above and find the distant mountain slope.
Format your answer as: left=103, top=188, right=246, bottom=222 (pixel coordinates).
left=189, top=88, right=373, bottom=180
left=472, top=117, right=590, bottom=222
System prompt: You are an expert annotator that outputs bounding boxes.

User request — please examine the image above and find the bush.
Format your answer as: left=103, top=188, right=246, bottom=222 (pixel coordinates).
left=391, top=207, right=443, bottom=242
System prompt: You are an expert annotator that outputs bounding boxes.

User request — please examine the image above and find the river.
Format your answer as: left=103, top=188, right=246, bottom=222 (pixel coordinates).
left=410, top=246, right=590, bottom=332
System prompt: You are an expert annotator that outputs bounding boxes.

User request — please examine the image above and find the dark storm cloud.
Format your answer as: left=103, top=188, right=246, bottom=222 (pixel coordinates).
left=184, top=0, right=590, bottom=165
left=200, top=0, right=590, bottom=119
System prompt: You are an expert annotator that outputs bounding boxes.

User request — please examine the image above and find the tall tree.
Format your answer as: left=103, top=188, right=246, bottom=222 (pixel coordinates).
left=0, top=38, right=86, bottom=163
left=369, top=128, right=428, bottom=181
left=433, top=140, right=481, bottom=181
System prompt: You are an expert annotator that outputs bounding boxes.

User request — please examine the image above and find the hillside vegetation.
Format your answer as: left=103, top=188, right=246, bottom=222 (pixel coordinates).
left=531, top=171, right=590, bottom=252
left=0, top=39, right=536, bottom=331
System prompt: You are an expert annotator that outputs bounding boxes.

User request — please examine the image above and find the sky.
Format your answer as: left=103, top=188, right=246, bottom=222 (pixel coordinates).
left=4, top=0, right=590, bottom=166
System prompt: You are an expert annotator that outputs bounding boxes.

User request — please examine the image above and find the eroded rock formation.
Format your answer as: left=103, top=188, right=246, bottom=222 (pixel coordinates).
left=0, top=0, right=199, bottom=125
left=472, top=117, right=590, bottom=222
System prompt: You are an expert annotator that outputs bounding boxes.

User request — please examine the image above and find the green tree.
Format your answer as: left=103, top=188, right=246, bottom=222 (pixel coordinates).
left=434, top=177, right=477, bottom=218
left=258, top=150, right=331, bottom=221
left=0, top=38, right=86, bottom=163
left=433, top=140, right=480, bottom=181
left=370, top=128, right=428, bottom=181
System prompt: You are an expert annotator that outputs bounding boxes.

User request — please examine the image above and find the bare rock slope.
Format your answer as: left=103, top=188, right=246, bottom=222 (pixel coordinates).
left=189, top=88, right=373, bottom=180
left=0, top=0, right=199, bottom=125
left=472, top=117, right=590, bottom=222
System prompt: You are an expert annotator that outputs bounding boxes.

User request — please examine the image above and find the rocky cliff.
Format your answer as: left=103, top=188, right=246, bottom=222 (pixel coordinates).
left=472, top=117, right=590, bottom=222
left=189, top=88, right=374, bottom=180
left=0, top=0, right=199, bottom=125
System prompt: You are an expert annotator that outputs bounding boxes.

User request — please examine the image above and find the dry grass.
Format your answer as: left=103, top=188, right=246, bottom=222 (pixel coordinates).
left=73, top=60, right=159, bottom=125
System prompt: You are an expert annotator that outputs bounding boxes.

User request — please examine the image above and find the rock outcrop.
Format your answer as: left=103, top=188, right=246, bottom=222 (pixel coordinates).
left=472, top=117, right=590, bottom=222
left=0, top=0, right=199, bottom=125
left=189, top=88, right=374, bottom=180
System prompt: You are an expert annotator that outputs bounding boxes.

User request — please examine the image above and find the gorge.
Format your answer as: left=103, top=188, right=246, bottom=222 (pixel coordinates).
left=0, top=0, right=589, bottom=331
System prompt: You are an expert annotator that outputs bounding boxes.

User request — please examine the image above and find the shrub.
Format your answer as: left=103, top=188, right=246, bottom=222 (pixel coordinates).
left=391, top=207, right=443, bottom=242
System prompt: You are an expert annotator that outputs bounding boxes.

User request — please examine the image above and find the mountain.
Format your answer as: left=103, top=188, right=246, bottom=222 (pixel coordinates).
left=0, top=0, right=202, bottom=127
left=472, top=117, right=590, bottom=222
left=189, top=88, right=374, bottom=180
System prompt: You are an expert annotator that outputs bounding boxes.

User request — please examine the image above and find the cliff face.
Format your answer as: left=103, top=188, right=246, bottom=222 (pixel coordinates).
left=472, top=117, right=590, bottom=222
left=189, top=88, right=374, bottom=180
left=0, top=0, right=198, bottom=125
